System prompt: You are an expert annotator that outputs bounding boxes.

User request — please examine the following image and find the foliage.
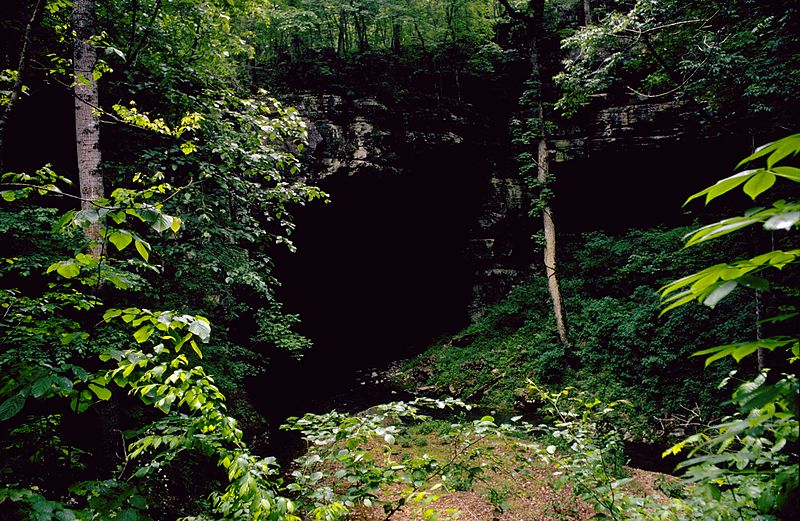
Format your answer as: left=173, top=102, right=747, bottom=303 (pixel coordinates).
left=398, top=224, right=750, bottom=435
left=529, top=383, right=631, bottom=519
left=1, top=3, right=327, bottom=517
left=281, top=396, right=517, bottom=520
left=555, top=0, right=800, bottom=129
left=656, top=133, right=799, bottom=517
left=0, top=155, right=308, bottom=519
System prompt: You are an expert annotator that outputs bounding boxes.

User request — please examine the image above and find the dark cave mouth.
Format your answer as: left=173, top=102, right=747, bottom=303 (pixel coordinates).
left=274, top=146, right=490, bottom=370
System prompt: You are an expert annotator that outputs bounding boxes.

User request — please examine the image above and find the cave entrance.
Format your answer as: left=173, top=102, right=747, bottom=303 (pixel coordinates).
left=551, top=136, right=754, bottom=234
left=261, top=145, right=488, bottom=415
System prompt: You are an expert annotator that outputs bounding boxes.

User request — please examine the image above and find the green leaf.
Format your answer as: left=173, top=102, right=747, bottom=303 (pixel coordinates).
left=190, top=339, right=203, bottom=359
left=108, top=230, right=133, bottom=251
left=767, top=141, right=799, bottom=168
left=150, top=214, right=173, bottom=233
left=772, top=166, right=800, bottom=182
left=0, top=394, right=26, bottom=421
left=31, top=377, right=53, bottom=398
left=736, top=134, right=800, bottom=168
left=88, top=383, right=111, bottom=401
left=134, top=240, right=150, bottom=262
left=737, top=274, right=769, bottom=291
left=684, top=217, right=760, bottom=247
left=1, top=190, right=16, bottom=202
left=55, top=261, right=81, bottom=279
left=116, top=508, right=138, bottom=521
left=52, top=210, right=75, bottom=232
left=133, top=324, right=154, bottom=344
left=103, top=308, right=123, bottom=321
left=188, top=318, right=211, bottom=342
left=742, top=171, right=776, bottom=200
left=170, top=216, right=182, bottom=233
left=684, top=170, right=754, bottom=206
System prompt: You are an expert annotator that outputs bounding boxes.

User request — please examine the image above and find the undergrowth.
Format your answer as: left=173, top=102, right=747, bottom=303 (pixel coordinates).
left=396, top=226, right=750, bottom=439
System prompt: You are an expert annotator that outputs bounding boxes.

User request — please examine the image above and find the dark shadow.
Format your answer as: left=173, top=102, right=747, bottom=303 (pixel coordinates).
left=251, top=145, right=488, bottom=426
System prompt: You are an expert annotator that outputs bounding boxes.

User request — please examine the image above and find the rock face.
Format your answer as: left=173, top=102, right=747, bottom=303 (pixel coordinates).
left=293, top=92, right=691, bottom=320
left=294, top=93, right=534, bottom=319
left=551, top=98, right=691, bottom=163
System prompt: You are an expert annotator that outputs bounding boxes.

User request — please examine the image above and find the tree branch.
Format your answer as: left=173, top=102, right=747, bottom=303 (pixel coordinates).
left=496, top=0, right=533, bottom=26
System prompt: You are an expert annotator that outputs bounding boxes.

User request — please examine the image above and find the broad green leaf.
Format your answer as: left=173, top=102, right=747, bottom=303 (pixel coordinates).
left=659, top=290, right=696, bottom=316
left=170, top=216, right=182, bottom=232
left=103, top=308, right=123, bottom=321
left=772, top=166, right=800, bottom=182
left=737, top=274, right=769, bottom=291
left=74, top=208, right=100, bottom=224
left=684, top=170, right=754, bottom=206
left=108, top=230, right=133, bottom=251
left=88, top=383, right=112, bottom=401
left=116, top=508, right=138, bottom=521
left=133, top=324, right=154, bottom=343
left=55, top=261, right=81, bottom=278
left=134, top=240, right=150, bottom=262
left=736, top=134, right=800, bottom=168
left=766, top=141, right=799, bottom=168
left=742, top=171, right=776, bottom=200
left=0, top=394, right=26, bottom=421
left=190, top=339, right=203, bottom=359
left=32, top=376, right=53, bottom=398
left=0, top=190, right=16, bottom=202
left=52, top=210, right=75, bottom=232
left=188, top=318, right=211, bottom=342
left=684, top=218, right=760, bottom=247
left=150, top=214, right=173, bottom=233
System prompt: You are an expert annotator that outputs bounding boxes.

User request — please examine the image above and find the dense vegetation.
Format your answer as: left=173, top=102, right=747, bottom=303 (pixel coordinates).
left=0, top=0, right=797, bottom=519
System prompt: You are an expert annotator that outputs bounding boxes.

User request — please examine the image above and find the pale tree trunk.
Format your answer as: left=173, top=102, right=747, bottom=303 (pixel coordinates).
left=72, top=0, right=104, bottom=257
left=529, top=0, right=568, bottom=344
left=537, top=132, right=567, bottom=344
left=583, top=0, right=592, bottom=25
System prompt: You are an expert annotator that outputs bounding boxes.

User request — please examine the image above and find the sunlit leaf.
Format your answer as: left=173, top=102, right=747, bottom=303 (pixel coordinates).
left=108, top=230, right=133, bottom=251
left=134, top=240, right=150, bottom=262
left=764, top=211, right=800, bottom=231
left=88, top=383, right=111, bottom=401
left=742, top=171, right=776, bottom=200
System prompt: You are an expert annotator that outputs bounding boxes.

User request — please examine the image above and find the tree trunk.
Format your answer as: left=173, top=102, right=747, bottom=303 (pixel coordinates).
left=337, top=10, right=348, bottom=57
left=72, top=0, right=104, bottom=257
left=583, top=0, right=592, bottom=25
left=529, top=0, right=568, bottom=344
left=391, top=22, right=402, bottom=53
left=537, top=132, right=568, bottom=344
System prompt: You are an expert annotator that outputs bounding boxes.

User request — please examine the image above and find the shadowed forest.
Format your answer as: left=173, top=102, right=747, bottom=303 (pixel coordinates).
left=0, top=1, right=798, bottom=519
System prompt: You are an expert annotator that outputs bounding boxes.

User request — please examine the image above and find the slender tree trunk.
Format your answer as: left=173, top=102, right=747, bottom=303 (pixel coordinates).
left=73, top=0, right=104, bottom=256
left=529, top=0, right=568, bottom=343
left=337, top=10, right=348, bottom=57
left=583, top=0, right=592, bottom=25
left=0, top=0, right=44, bottom=165
left=391, top=22, right=402, bottom=53
left=537, top=130, right=567, bottom=344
